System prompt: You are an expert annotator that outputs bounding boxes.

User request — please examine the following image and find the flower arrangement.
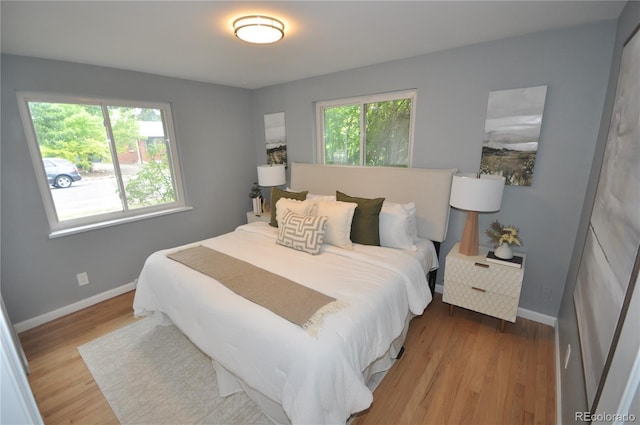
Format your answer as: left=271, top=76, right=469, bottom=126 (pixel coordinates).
left=486, top=220, right=522, bottom=248
left=249, top=182, right=262, bottom=199
left=249, top=182, right=264, bottom=215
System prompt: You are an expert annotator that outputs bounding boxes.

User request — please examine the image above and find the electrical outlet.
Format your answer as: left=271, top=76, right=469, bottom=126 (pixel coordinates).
left=77, top=272, right=89, bottom=286
left=564, top=344, right=571, bottom=369
left=541, top=286, right=552, bottom=300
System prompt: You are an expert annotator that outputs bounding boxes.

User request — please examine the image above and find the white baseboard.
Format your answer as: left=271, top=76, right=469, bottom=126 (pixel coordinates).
left=13, top=281, right=137, bottom=334
left=434, top=283, right=557, bottom=327
left=517, top=307, right=557, bottom=327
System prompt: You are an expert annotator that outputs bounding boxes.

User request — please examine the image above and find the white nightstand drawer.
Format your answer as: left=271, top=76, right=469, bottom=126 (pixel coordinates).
left=445, top=255, right=522, bottom=297
left=443, top=280, right=518, bottom=322
left=443, top=243, right=525, bottom=327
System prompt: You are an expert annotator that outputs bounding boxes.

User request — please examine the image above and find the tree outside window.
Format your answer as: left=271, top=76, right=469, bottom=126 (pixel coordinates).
left=318, top=91, right=415, bottom=167
left=18, top=94, right=186, bottom=235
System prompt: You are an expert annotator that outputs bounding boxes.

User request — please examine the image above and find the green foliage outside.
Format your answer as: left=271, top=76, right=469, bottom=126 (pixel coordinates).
left=365, top=99, right=410, bottom=167
left=29, top=103, right=161, bottom=171
left=109, top=106, right=142, bottom=154
left=125, top=143, right=175, bottom=207
left=29, top=102, right=110, bottom=171
left=323, top=98, right=411, bottom=167
left=29, top=101, right=175, bottom=207
left=324, top=105, right=360, bottom=165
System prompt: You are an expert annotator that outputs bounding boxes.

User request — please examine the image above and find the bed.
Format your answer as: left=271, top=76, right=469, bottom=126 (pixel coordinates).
left=133, top=163, right=456, bottom=424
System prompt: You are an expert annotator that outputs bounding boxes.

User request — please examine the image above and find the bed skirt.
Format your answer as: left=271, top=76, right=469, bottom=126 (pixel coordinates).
left=213, top=311, right=415, bottom=424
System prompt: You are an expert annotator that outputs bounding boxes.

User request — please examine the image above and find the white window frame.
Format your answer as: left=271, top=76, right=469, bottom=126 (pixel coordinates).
left=315, top=90, right=417, bottom=166
left=17, top=92, right=190, bottom=238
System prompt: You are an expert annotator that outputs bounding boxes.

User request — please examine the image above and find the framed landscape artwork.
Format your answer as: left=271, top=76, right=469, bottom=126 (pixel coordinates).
left=480, top=85, right=547, bottom=186
left=264, top=112, right=287, bottom=167
left=574, top=24, right=640, bottom=411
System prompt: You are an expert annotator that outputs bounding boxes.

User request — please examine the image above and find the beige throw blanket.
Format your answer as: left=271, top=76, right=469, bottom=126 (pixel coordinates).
left=167, top=246, right=344, bottom=333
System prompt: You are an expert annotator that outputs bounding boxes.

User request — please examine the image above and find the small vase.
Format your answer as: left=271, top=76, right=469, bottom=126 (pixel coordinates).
left=494, top=243, right=513, bottom=260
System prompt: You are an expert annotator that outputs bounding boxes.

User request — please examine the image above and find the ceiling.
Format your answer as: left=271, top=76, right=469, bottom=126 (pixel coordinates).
left=1, top=1, right=625, bottom=89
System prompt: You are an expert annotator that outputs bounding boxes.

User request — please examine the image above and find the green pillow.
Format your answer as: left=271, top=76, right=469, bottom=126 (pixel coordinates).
left=336, top=191, right=385, bottom=246
left=269, top=187, right=308, bottom=227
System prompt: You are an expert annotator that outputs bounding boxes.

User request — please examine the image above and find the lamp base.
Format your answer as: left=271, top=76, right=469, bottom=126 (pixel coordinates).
left=262, top=186, right=276, bottom=213
left=459, top=211, right=479, bottom=256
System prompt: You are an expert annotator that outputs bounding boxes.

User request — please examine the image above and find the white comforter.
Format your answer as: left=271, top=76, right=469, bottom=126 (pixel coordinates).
left=133, top=222, right=433, bottom=424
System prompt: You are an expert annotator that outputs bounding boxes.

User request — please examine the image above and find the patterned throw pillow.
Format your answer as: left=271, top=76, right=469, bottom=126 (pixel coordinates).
left=276, top=209, right=327, bottom=255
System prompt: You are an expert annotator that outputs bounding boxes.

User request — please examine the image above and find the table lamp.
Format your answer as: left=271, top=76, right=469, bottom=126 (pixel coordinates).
left=257, top=164, right=286, bottom=212
left=449, top=173, right=506, bottom=256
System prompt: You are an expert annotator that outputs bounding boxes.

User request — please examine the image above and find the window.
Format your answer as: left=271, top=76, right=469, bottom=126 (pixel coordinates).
left=17, top=93, right=189, bottom=237
left=316, top=90, right=416, bottom=167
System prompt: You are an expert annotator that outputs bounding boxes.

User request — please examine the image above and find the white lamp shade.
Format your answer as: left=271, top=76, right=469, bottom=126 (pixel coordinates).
left=257, top=164, right=286, bottom=187
left=449, top=174, right=505, bottom=212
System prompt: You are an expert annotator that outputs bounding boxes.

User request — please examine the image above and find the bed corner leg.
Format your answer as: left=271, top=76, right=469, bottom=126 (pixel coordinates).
left=427, top=268, right=437, bottom=295
left=395, top=346, right=405, bottom=360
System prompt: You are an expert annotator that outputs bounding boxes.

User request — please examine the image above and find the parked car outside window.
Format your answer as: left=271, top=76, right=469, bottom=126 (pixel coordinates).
left=43, top=158, right=82, bottom=188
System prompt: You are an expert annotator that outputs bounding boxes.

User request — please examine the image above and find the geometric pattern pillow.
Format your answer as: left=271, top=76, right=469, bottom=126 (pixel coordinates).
left=276, top=209, right=327, bottom=255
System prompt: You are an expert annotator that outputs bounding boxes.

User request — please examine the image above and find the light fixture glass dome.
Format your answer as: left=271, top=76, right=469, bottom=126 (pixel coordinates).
left=233, top=15, right=285, bottom=44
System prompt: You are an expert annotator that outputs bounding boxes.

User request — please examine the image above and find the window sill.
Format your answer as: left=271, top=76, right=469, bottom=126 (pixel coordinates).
left=48, top=206, right=193, bottom=239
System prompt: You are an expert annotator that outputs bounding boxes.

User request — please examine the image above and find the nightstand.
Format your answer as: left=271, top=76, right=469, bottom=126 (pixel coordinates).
left=443, top=242, right=525, bottom=331
left=246, top=211, right=270, bottom=224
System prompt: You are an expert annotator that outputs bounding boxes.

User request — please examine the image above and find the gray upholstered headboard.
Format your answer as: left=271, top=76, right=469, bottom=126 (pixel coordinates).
left=290, top=163, right=457, bottom=243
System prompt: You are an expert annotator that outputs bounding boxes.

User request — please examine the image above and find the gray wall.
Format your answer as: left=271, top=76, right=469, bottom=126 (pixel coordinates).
left=0, top=20, right=621, bottom=326
left=558, top=2, right=640, bottom=423
left=1, top=55, right=255, bottom=323
left=251, top=21, right=616, bottom=317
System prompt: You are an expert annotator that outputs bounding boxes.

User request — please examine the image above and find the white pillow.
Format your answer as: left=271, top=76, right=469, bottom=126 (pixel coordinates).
left=379, top=202, right=418, bottom=250
left=275, top=198, right=314, bottom=227
left=285, top=191, right=336, bottom=216
left=306, top=193, right=336, bottom=201
left=315, top=200, right=357, bottom=249
left=286, top=188, right=335, bottom=201
left=306, top=194, right=336, bottom=215
left=406, top=203, right=419, bottom=241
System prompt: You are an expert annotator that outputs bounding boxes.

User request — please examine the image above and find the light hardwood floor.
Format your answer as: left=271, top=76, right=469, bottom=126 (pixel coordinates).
left=352, top=294, right=556, bottom=425
left=19, top=290, right=555, bottom=425
left=19, top=291, right=138, bottom=424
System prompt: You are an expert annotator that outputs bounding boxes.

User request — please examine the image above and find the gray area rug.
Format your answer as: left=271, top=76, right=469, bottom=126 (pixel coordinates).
left=79, top=317, right=388, bottom=425
left=78, top=318, right=271, bottom=424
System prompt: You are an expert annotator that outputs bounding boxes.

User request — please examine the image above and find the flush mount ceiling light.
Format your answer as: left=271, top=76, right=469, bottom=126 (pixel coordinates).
left=233, top=15, right=285, bottom=44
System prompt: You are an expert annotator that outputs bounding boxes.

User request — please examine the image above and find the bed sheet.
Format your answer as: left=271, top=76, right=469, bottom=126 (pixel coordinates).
left=133, top=222, right=433, bottom=424
left=411, top=237, right=439, bottom=273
